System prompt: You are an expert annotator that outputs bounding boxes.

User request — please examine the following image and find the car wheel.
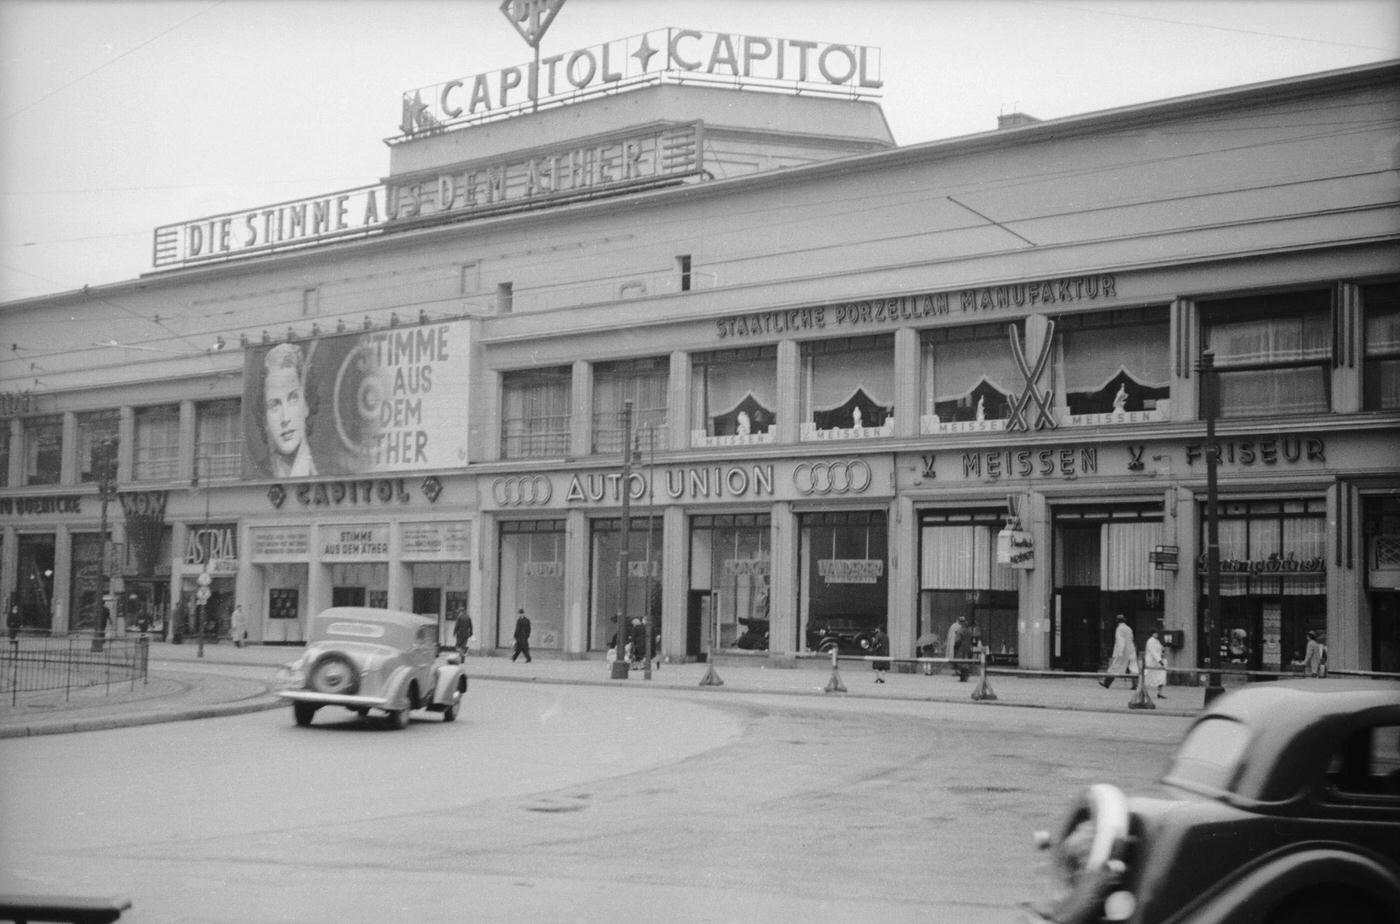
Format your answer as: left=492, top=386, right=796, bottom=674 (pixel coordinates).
left=387, top=708, right=410, bottom=730
left=441, top=697, right=460, bottom=722
left=308, top=653, right=360, bottom=695
left=293, top=702, right=317, bottom=727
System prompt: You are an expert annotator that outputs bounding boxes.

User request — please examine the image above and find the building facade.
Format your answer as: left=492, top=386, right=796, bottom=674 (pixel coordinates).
left=2, top=44, right=1397, bottom=675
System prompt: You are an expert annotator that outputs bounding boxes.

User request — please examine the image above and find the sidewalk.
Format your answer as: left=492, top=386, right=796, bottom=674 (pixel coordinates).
left=2, top=640, right=1232, bottom=738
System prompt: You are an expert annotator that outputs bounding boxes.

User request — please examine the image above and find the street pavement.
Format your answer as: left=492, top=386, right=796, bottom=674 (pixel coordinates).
left=0, top=639, right=1258, bottom=738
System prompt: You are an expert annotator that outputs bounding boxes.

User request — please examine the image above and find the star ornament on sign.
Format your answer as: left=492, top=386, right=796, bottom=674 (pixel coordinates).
left=500, top=0, right=566, bottom=48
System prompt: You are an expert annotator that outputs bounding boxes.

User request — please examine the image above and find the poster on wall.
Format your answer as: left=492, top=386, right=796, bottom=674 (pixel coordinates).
left=242, top=322, right=471, bottom=478
left=268, top=588, right=299, bottom=619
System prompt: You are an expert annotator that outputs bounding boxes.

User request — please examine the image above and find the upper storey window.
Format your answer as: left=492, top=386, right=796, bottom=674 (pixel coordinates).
left=134, top=405, right=181, bottom=482
left=1363, top=283, right=1400, bottom=411
left=691, top=346, right=777, bottom=446
left=501, top=367, right=571, bottom=460
left=1058, top=308, right=1171, bottom=417
left=801, top=335, right=894, bottom=440
left=23, top=415, right=62, bottom=486
left=1202, top=290, right=1331, bottom=419
left=77, top=411, right=119, bottom=485
left=921, top=323, right=1018, bottom=428
left=197, top=399, right=243, bottom=480
left=592, top=357, right=669, bottom=455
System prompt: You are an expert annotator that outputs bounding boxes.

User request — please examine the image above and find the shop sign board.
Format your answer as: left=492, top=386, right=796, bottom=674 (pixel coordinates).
left=401, top=521, right=472, bottom=560
left=399, top=29, right=881, bottom=136
left=0, top=494, right=83, bottom=516
left=818, top=559, right=883, bottom=584
left=185, top=523, right=239, bottom=574
left=996, top=527, right=1035, bottom=569
left=320, top=524, right=391, bottom=561
left=250, top=526, right=310, bottom=562
left=242, top=323, right=471, bottom=479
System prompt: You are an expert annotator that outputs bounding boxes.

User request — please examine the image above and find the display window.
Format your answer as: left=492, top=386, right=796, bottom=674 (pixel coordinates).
left=16, top=533, right=56, bottom=631
left=23, top=415, right=62, bottom=486
left=1364, top=496, right=1400, bottom=673
left=801, top=335, right=894, bottom=435
left=1056, top=307, right=1170, bottom=415
left=798, top=510, right=888, bottom=654
left=1198, top=498, right=1326, bottom=672
left=498, top=519, right=566, bottom=650
left=1363, top=283, right=1400, bottom=411
left=921, top=322, right=1019, bottom=424
left=69, top=533, right=105, bottom=633
left=919, top=512, right=1018, bottom=665
left=329, top=562, right=388, bottom=609
left=589, top=516, right=662, bottom=652
left=690, top=346, right=778, bottom=439
left=688, top=513, right=771, bottom=654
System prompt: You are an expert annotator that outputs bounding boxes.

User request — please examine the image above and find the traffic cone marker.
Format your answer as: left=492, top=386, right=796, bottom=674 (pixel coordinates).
left=970, top=651, right=997, bottom=701
left=699, top=661, right=724, bottom=687
left=823, top=648, right=846, bottom=693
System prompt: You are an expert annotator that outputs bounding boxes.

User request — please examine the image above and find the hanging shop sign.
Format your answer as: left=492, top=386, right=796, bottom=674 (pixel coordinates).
left=995, top=527, right=1034, bottom=569
left=399, top=28, right=881, bottom=136
left=1150, top=545, right=1179, bottom=571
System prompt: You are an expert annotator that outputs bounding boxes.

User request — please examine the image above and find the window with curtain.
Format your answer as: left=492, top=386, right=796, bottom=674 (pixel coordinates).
left=0, top=425, right=9, bottom=488
left=77, top=411, right=119, bottom=484
left=197, top=399, right=242, bottom=481
left=501, top=367, right=571, bottom=459
left=134, top=405, right=180, bottom=481
left=23, top=415, right=62, bottom=485
left=921, top=323, right=1019, bottom=422
left=592, top=357, right=669, bottom=454
left=1363, top=283, right=1400, bottom=411
left=802, top=335, right=894, bottom=430
left=1057, top=308, right=1170, bottom=414
left=1202, top=290, right=1331, bottom=418
left=690, top=346, right=777, bottom=436
left=1100, top=521, right=1164, bottom=591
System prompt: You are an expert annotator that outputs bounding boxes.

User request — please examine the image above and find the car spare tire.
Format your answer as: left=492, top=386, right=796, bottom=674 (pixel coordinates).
left=308, top=653, right=360, bottom=695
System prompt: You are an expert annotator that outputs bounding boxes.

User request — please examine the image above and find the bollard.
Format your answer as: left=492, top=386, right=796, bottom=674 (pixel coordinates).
left=698, top=658, right=724, bottom=687
left=970, top=648, right=997, bottom=701
left=823, top=647, right=847, bottom=693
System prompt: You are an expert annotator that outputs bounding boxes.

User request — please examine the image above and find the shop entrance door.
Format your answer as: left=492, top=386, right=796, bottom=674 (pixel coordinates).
left=1372, top=591, right=1400, bottom=673
left=687, top=591, right=713, bottom=662
left=332, top=587, right=365, bottom=607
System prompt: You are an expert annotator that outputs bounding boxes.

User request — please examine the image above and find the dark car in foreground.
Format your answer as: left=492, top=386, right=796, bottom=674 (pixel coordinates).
left=1028, top=681, right=1400, bottom=924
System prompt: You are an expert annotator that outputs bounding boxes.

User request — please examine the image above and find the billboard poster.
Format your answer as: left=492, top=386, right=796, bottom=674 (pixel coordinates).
left=243, top=321, right=471, bottom=478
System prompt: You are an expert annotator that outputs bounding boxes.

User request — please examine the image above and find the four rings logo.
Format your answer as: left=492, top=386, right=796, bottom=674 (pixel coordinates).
left=794, top=460, right=873, bottom=495
left=492, top=474, right=553, bottom=506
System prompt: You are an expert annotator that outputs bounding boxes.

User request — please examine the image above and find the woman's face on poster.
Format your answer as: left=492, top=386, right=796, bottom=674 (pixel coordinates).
left=264, top=366, right=308, bottom=457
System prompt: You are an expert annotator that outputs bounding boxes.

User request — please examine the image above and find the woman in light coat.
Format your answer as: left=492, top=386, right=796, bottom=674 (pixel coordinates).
left=1144, top=630, right=1167, bottom=699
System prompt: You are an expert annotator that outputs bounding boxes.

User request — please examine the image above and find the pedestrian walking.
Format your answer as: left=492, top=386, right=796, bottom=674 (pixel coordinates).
left=1101, top=614, right=1138, bottom=689
left=1302, top=631, right=1327, bottom=677
left=870, top=626, right=890, bottom=683
left=511, top=608, right=532, bottom=663
left=454, top=612, right=474, bottom=657
left=230, top=604, right=246, bottom=648
left=947, top=616, right=970, bottom=681
left=1144, top=630, right=1167, bottom=699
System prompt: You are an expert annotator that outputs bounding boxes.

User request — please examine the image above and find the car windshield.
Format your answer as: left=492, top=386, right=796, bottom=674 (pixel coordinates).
left=1166, top=717, right=1251, bottom=792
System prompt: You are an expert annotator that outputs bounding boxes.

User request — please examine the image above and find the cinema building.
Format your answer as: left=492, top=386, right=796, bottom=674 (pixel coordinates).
left=1, top=33, right=1396, bottom=677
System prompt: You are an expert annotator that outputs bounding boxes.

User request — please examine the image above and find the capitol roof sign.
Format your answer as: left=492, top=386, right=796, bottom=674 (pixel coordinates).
left=398, top=27, right=883, bottom=137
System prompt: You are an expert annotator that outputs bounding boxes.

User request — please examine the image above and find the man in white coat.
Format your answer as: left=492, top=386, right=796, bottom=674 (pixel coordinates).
left=1100, top=614, right=1138, bottom=689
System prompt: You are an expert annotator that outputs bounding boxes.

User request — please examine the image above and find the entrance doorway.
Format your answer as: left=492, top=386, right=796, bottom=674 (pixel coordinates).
left=687, top=590, right=714, bottom=661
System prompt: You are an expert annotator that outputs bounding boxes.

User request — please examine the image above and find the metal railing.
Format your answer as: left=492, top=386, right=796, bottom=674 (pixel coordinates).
left=2, top=635, right=150, bottom=707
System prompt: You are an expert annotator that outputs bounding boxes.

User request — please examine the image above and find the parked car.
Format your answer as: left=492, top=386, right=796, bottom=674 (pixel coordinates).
left=805, top=618, right=880, bottom=655
left=734, top=617, right=769, bottom=651
left=1027, top=681, right=1400, bottom=924
left=276, top=607, right=467, bottom=729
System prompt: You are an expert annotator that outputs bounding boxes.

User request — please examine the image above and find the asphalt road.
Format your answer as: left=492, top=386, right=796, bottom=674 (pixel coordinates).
left=0, top=678, right=1189, bottom=923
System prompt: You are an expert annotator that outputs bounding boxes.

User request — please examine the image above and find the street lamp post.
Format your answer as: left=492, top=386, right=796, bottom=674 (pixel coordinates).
left=91, top=437, right=118, bottom=652
left=610, top=401, right=633, bottom=680
left=193, top=456, right=212, bottom=659
left=1198, top=351, right=1226, bottom=706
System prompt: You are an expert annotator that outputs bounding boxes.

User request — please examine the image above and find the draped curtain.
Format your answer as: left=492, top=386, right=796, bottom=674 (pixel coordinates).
left=921, top=526, right=1014, bottom=591
left=805, top=343, right=894, bottom=411
left=134, top=406, right=180, bottom=481
left=929, top=340, right=1020, bottom=404
left=692, top=356, right=777, bottom=421
left=1061, top=324, right=1170, bottom=393
left=1100, top=522, right=1164, bottom=591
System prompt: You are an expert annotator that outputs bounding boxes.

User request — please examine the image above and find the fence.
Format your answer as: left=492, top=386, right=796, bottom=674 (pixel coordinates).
left=2, top=635, right=150, bottom=706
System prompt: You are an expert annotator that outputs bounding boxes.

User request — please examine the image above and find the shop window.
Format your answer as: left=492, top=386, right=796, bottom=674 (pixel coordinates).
left=592, top=357, right=669, bottom=454
left=1201, top=290, right=1332, bottom=418
left=801, top=335, right=894, bottom=437
left=0, top=426, right=9, bottom=487
left=690, top=346, right=777, bottom=441
left=23, top=415, right=62, bottom=485
left=70, top=532, right=106, bottom=633
left=689, top=513, right=771, bottom=652
left=589, top=516, right=663, bottom=652
left=133, top=405, right=181, bottom=481
left=799, top=510, right=888, bottom=653
left=919, top=513, right=1018, bottom=664
left=1199, top=498, right=1326, bottom=672
left=1057, top=307, right=1171, bottom=415
left=77, top=411, right=119, bottom=484
left=196, top=399, right=242, bottom=480
left=16, top=533, right=56, bottom=632
left=1363, top=496, right=1400, bottom=674
left=499, top=519, right=566, bottom=651
left=1363, top=283, right=1400, bottom=411
left=921, top=323, right=1019, bottom=426
left=501, top=367, right=571, bottom=459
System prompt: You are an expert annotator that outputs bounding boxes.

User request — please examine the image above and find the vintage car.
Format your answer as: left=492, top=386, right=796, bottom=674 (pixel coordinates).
left=806, top=618, right=880, bottom=655
left=1027, top=681, right=1400, bottom=924
left=276, top=607, right=467, bottom=729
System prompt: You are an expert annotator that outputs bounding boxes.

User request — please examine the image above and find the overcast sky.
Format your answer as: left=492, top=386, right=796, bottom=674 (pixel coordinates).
left=1, top=0, right=1396, bottom=303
